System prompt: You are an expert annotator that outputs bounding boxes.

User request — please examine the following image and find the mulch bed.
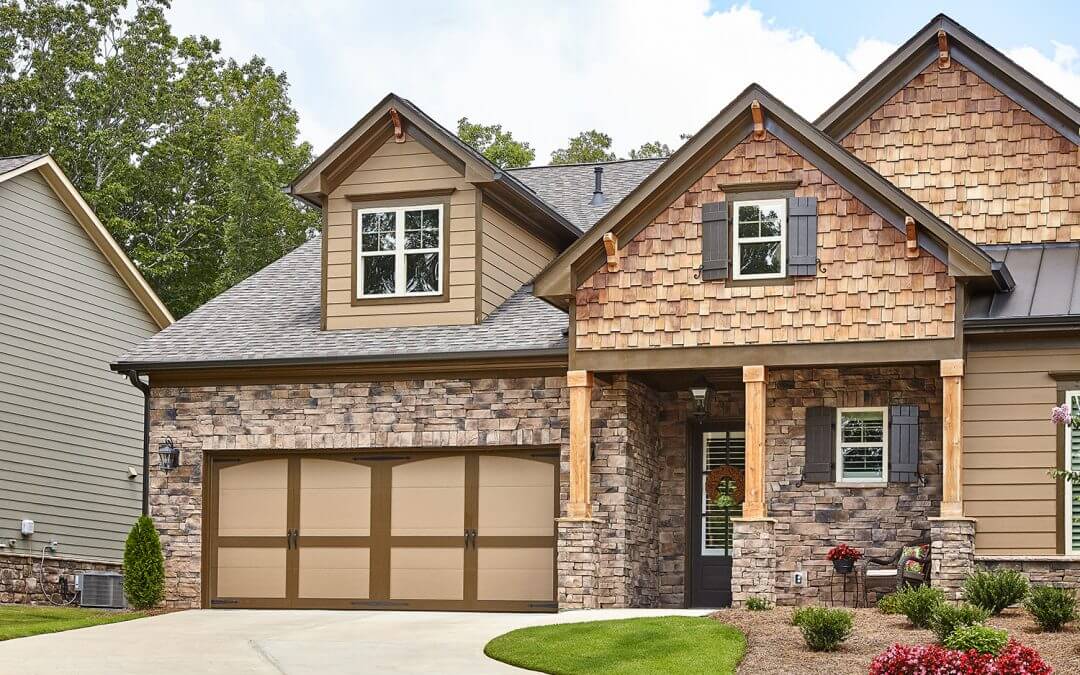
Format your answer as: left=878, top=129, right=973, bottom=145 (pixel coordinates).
left=711, top=606, right=1080, bottom=674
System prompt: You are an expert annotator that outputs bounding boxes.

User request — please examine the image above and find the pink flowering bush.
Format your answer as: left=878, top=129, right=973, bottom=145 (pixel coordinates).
left=1050, top=405, right=1080, bottom=483
left=869, top=640, right=1052, bottom=674
left=1050, top=403, right=1073, bottom=426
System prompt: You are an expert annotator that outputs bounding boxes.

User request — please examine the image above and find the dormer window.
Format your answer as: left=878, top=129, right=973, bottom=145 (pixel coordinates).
left=732, top=199, right=786, bottom=280
left=357, top=204, right=442, bottom=298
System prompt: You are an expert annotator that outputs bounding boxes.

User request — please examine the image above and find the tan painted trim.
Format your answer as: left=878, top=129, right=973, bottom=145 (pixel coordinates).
left=474, top=189, right=484, bottom=322
left=346, top=188, right=456, bottom=203
left=0, top=156, right=174, bottom=328
left=572, top=337, right=962, bottom=373
left=320, top=206, right=329, bottom=330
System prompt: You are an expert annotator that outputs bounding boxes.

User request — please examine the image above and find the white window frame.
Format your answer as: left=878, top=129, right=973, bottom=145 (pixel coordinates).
left=732, top=198, right=786, bottom=280
left=836, top=406, right=889, bottom=484
left=1066, top=391, right=1079, bottom=555
left=356, top=204, right=443, bottom=299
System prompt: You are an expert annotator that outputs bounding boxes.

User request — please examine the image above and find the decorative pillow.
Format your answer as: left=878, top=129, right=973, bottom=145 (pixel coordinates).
left=901, top=544, right=930, bottom=575
left=903, top=559, right=925, bottom=575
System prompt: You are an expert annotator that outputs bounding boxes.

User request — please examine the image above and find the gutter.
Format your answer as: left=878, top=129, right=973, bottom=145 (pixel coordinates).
left=124, top=371, right=151, bottom=516
left=964, top=315, right=1080, bottom=334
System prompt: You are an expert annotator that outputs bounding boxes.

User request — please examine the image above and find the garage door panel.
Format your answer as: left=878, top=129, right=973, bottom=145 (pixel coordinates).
left=217, top=547, right=286, bottom=598
left=478, top=456, right=554, bottom=537
left=390, top=547, right=464, bottom=600
left=391, top=456, right=464, bottom=536
left=298, top=547, right=370, bottom=599
left=477, top=548, right=553, bottom=602
left=300, top=459, right=371, bottom=536
left=218, top=459, right=288, bottom=537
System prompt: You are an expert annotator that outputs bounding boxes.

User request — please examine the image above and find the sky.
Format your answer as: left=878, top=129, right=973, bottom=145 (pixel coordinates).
left=162, top=1, right=1080, bottom=163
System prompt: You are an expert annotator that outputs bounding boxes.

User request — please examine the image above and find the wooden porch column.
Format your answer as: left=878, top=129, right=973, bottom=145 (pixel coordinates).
left=940, top=359, right=965, bottom=518
left=743, top=365, right=767, bottom=519
left=567, top=370, right=594, bottom=520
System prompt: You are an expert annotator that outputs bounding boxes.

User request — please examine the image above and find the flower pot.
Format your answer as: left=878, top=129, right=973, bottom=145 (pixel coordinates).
left=832, top=559, right=855, bottom=573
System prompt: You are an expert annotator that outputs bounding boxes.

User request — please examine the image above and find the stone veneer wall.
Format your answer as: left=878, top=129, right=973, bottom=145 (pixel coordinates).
left=0, top=552, right=118, bottom=604
left=977, top=558, right=1080, bottom=590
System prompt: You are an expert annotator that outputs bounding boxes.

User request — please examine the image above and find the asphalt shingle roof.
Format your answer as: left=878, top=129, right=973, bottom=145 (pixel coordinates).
left=0, top=155, right=42, bottom=174
left=115, top=158, right=666, bottom=368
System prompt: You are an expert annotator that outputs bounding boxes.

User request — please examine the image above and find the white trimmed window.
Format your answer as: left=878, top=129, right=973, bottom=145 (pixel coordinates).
left=356, top=204, right=442, bottom=298
left=836, top=407, right=889, bottom=483
left=1066, top=391, right=1080, bottom=554
left=732, top=199, right=786, bottom=279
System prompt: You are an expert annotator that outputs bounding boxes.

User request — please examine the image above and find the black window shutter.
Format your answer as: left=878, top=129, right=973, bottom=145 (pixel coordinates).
left=701, top=201, right=728, bottom=281
left=787, top=196, right=818, bottom=276
left=889, top=405, right=920, bottom=483
left=804, top=406, right=835, bottom=482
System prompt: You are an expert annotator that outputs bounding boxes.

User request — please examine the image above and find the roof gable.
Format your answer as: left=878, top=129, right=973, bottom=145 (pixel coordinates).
left=533, top=84, right=998, bottom=306
left=816, top=14, right=1080, bottom=145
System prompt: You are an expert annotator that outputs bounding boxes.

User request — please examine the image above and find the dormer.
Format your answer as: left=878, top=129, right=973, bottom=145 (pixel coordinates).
left=288, top=95, right=579, bottom=330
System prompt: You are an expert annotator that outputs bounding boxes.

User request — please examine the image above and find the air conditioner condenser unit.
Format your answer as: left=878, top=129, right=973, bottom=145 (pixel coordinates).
left=78, top=571, right=126, bottom=609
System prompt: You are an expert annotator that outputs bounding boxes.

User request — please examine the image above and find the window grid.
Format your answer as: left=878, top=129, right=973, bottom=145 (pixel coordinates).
left=836, top=407, right=889, bottom=483
left=732, top=199, right=786, bottom=280
left=356, top=204, right=442, bottom=298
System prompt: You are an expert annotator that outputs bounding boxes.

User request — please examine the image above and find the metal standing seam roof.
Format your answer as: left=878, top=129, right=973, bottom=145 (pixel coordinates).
left=966, top=243, right=1080, bottom=325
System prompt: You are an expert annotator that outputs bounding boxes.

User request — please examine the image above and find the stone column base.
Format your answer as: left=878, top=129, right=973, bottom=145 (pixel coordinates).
left=731, top=517, right=777, bottom=608
left=557, top=518, right=602, bottom=609
left=930, top=516, right=976, bottom=601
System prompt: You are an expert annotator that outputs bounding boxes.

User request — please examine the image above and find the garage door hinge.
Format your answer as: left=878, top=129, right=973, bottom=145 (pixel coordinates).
left=350, top=600, right=410, bottom=607
left=210, top=598, right=239, bottom=605
left=528, top=602, right=558, bottom=609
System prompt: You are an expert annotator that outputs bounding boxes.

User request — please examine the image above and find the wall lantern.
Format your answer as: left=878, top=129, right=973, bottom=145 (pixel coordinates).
left=690, top=385, right=711, bottom=417
left=158, top=437, right=180, bottom=472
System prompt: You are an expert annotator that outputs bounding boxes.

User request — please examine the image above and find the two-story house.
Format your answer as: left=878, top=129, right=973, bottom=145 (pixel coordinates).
left=114, top=14, right=1080, bottom=611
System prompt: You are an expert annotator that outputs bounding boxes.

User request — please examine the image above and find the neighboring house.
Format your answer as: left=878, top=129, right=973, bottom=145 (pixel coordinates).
left=114, top=14, right=1080, bottom=611
left=0, top=155, right=172, bottom=603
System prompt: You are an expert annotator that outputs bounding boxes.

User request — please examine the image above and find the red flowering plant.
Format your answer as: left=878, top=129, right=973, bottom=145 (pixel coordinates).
left=825, top=543, right=863, bottom=562
left=869, top=640, right=1053, bottom=675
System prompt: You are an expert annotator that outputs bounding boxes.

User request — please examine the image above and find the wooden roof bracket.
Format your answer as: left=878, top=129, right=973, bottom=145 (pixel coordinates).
left=905, top=216, right=919, bottom=258
left=389, top=107, right=405, bottom=143
left=751, top=100, right=766, bottom=140
left=937, top=30, right=951, bottom=69
left=603, top=232, right=620, bottom=272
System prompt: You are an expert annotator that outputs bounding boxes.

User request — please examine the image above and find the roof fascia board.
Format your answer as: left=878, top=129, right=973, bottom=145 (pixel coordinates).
left=1, top=156, right=174, bottom=329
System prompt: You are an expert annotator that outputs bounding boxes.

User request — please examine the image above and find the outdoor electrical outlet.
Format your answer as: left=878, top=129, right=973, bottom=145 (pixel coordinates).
left=792, top=570, right=807, bottom=587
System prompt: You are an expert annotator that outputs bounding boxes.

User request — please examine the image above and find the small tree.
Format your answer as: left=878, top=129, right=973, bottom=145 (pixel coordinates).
left=123, top=515, right=165, bottom=609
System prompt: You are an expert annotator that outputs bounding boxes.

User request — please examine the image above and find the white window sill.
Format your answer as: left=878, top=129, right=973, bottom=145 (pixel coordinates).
left=834, top=481, right=889, bottom=488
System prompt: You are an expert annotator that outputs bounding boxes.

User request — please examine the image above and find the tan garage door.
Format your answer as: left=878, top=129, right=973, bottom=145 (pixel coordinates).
left=206, top=450, right=558, bottom=612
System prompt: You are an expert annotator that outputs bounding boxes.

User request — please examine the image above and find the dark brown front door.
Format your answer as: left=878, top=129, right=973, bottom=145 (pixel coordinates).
left=690, top=424, right=745, bottom=607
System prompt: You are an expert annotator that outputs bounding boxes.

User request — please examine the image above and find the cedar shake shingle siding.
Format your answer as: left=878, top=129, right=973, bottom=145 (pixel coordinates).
left=842, top=61, right=1080, bottom=245
left=574, top=133, right=956, bottom=350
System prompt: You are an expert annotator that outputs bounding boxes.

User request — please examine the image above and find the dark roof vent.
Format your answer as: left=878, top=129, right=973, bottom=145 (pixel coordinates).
left=590, top=166, right=605, bottom=206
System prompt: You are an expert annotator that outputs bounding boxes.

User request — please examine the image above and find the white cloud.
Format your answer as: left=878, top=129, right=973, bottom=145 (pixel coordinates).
left=162, top=2, right=1078, bottom=163
left=1008, top=41, right=1080, bottom=106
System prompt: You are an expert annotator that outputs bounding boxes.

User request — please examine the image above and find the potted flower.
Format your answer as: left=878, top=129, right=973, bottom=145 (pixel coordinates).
left=826, top=543, right=863, bottom=573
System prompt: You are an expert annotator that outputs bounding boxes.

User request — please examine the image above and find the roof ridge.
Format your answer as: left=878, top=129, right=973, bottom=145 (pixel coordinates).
left=509, top=157, right=668, bottom=171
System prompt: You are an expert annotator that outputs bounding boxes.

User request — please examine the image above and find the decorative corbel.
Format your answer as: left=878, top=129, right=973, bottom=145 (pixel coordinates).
left=905, top=216, right=919, bottom=258
left=751, top=100, right=766, bottom=141
left=389, top=107, right=405, bottom=143
left=603, top=232, right=620, bottom=272
left=937, top=30, right=951, bottom=69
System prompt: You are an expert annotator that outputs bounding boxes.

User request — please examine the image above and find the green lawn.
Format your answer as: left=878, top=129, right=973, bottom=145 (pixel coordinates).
left=0, top=605, right=145, bottom=641
left=484, top=616, right=746, bottom=675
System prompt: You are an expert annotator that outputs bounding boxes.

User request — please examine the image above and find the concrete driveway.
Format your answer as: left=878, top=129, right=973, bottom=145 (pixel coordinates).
left=0, top=608, right=710, bottom=674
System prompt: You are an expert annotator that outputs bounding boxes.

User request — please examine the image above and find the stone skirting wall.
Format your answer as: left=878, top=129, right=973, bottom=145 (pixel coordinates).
left=0, top=552, right=119, bottom=605
left=977, top=557, right=1080, bottom=590
left=732, top=519, right=777, bottom=607
left=557, top=520, right=600, bottom=608
left=931, top=518, right=977, bottom=601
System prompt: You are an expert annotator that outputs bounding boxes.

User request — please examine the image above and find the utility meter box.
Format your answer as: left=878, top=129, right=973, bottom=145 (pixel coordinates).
left=20, top=520, right=34, bottom=536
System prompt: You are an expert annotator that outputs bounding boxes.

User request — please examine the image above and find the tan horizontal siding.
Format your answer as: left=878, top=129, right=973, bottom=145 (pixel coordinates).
left=963, top=343, right=1080, bottom=555
left=324, top=135, right=478, bottom=329
left=480, top=204, right=556, bottom=317
left=0, top=170, right=157, bottom=562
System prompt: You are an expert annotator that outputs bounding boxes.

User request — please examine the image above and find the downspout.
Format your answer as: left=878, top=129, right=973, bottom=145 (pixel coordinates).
left=125, top=371, right=151, bottom=516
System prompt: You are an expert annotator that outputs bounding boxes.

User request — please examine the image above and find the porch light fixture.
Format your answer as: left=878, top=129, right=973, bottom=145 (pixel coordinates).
left=158, top=437, right=180, bottom=472
left=690, top=385, right=711, bottom=417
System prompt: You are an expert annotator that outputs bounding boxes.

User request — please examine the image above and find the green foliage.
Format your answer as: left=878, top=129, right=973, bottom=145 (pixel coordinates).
left=745, top=596, right=770, bottom=611
left=963, top=569, right=1030, bottom=615
left=628, top=141, right=671, bottom=159
left=0, top=605, right=144, bottom=641
left=894, top=584, right=946, bottom=629
left=795, top=606, right=853, bottom=652
left=123, top=515, right=164, bottom=610
left=942, top=625, right=1009, bottom=655
left=1024, top=586, right=1077, bottom=632
left=0, top=0, right=317, bottom=317
left=550, top=130, right=616, bottom=165
left=456, top=117, right=534, bottom=168
left=791, top=605, right=816, bottom=625
left=929, top=603, right=990, bottom=643
left=876, top=592, right=905, bottom=615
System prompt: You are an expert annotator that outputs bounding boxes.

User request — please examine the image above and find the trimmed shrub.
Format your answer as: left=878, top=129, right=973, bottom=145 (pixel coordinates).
left=123, top=515, right=165, bottom=610
left=796, top=606, right=853, bottom=652
left=1024, top=585, right=1078, bottom=632
left=877, top=592, right=904, bottom=615
left=943, top=625, right=1008, bottom=656
left=895, top=584, right=946, bottom=629
left=869, top=640, right=1051, bottom=675
left=963, top=568, right=1029, bottom=615
left=745, top=596, right=770, bottom=611
left=928, top=602, right=990, bottom=643
left=790, top=606, right=812, bottom=626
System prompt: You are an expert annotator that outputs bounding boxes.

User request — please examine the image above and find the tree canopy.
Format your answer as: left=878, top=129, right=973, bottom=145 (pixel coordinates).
left=456, top=117, right=535, bottom=168
left=550, top=130, right=617, bottom=165
left=628, top=141, right=673, bottom=159
left=0, top=0, right=317, bottom=317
